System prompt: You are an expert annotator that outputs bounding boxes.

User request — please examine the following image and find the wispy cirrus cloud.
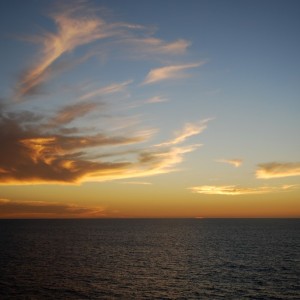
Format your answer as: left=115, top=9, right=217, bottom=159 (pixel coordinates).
left=216, top=158, right=243, bottom=167
left=15, top=2, right=193, bottom=99
left=256, top=162, right=300, bottom=179
left=127, top=37, right=190, bottom=55
left=47, top=102, right=100, bottom=126
left=88, top=143, right=201, bottom=183
left=79, top=80, right=132, bottom=101
left=126, top=96, right=168, bottom=109
left=0, top=198, right=105, bottom=218
left=138, top=144, right=200, bottom=173
left=120, top=181, right=152, bottom=185
left=144, top=96, right=169, bottom=104
left=156, top=119, right=210, bottom=147
left=16, top=7, right=109, bottom=97
left=189, top=184, right=297, bottom=196
left=143, top=62, right=206, bottom=85
left=15, top=2, right=141, bottom=99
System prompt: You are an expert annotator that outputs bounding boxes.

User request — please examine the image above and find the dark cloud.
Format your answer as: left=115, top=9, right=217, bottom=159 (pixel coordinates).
left=0, top=110, right=139, bottom=184
left=0, top=199, right=105, bottom=218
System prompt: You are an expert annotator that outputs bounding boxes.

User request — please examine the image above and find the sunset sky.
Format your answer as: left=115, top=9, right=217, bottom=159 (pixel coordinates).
left=0, top=0, right=299, bottom=218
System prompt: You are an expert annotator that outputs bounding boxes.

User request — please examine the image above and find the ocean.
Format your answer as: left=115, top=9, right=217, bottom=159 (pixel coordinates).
left=0, top=219, right=299, bottom=299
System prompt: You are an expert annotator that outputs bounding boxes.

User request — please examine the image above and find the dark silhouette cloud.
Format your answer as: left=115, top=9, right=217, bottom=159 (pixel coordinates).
left=0, top=198, right=105, bottom=218
left=0, top=110, right=140, bottom=184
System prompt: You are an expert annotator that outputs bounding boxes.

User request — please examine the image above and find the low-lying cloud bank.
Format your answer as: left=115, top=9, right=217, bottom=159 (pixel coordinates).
left=0, top=198, right=105, bottom=218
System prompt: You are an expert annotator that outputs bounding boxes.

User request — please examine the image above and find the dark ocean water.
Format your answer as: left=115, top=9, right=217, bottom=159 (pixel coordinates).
left=0, top=219, right=299, bottom=299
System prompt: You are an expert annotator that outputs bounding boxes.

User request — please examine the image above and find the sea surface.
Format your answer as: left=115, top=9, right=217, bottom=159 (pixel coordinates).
left=0, top=219, right=299, bottom=299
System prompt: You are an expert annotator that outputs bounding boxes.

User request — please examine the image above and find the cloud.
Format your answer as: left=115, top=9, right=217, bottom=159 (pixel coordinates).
left=144, top=38, right=190, bottom=54
left=14, top=2, right=192, bottom=99
left=48, top=102, right=100, bottom=126
left=216, top=159, right=243, bottom=167
left=15, top=4, right=137, bottom=98
left=156, top=119, right=210, bottom=147
left=127, top=96, right=168, bottom=109
left=0, top=110, right=207, bottom=184
left=3, top=2, right=210, bottom=185
left=143, top=62, right=205, bottom=85
left=144, top=96, right=169, bottom=104
left=282, top=184, right=298, bottom=190
left=127, top=37, right=190, bottom=55
left=79, top=80, right=132, bottom=101
left=256, top=162, right=300, bottom=179
left=87, top=144, right=201, bottom=182
left=189, top=184, right=297, bottom=196
left=138, top=144, right=199, bottom=172
left=0, top=112, right=147, bottom=184
left=0, top=198, right=105, bottom=218
left=120, top=181, right=152, bottom=185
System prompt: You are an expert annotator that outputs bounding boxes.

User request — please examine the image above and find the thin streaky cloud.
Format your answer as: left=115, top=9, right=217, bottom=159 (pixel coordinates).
left=256, top=162, right=300, bottom=179
left=216, top=159, right=243, bottom=167
left=282, top=184, right=299, bottom=190
left=144, top=96, right=169, bottom=104
left=15, top=2, right=191, bottom=99
left=79, top=80, right=133, bottom=100
left=120, top=181, right=152, bottom=185
left=86, top=144, right=201, bottom=183
left=15, top=3, right=138, bottom=98
left=127, top=37, right=190, bottom=55
left=189, top=184, right=297, bottom=196
left=126, top=96, right=168, bottom=109
left=48, top=102, right=100, bottom=126
left=17, top=12, right=107, bottom=97
left=156, top=119, right=211, bottom=147
left=143, top=62, right=206, bottom=85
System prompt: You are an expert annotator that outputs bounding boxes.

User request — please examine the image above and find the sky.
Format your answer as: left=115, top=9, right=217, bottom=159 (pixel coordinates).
left=0, top=0, right=299, bottom=218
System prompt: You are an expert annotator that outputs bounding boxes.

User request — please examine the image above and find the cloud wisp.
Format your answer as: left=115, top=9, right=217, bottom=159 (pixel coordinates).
left=156, top=119, right=210, bottom=147
left=79, top=80, right=133, bottom=101
left=14, top=2, right=195, bottom=99
left=16, top=4, right=124, bottom=98
left=120, top=181, right=152, bottom=185
left=47, top=102, right=100, bottom=127
left=125, top=37, right=190, bottom=56
left=189, top=184, right=297, bottom=196
left=143, top=62, right=205, bottom=85
left=0, top=198, right=105, bottom=218
left=216, top=158, right=243, bottom=167
left=144, top=96, right=169, bottom=104
left=256, top=162, right=300, bottom=179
